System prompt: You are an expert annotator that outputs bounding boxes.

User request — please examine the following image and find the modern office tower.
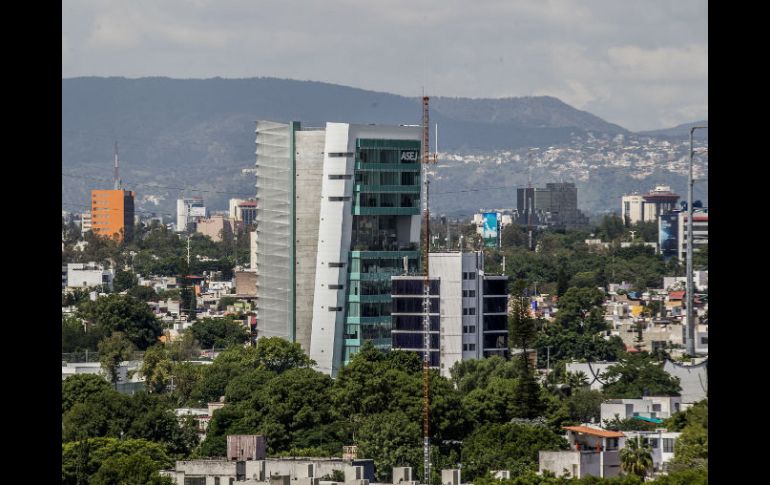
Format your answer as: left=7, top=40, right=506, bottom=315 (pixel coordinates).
left=229, top=198, right=258, bottom=226
left=90, top=189, right=135, bottom=242
left=622, top=186, right=680, bottom=225
left=517, top=182, right=588, bottom=229
left=391, top=252, right=509, bottom=378
left=176, top=197, right=206, bottom=232
left=253, top=121, right=422, bottom=376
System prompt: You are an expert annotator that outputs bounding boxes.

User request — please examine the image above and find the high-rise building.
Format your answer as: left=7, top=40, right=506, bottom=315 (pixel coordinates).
left=516, top=183, right=588, bottom=229
left=90, top=190, right=135, bottom=242
left=81, top=211, right=92, bottom=235
left=254, top=121, right=422, bottom=376
left=390, top=252, right=509, bottom=378
left=176, top=197, right=206, bottom=232
left=622, top=186, right=680, bottom=225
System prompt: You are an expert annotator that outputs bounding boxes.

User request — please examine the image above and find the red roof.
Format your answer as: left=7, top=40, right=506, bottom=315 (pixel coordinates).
left=238, top=201, right=257, bottom=207
left=669, top=291, right=685, bottom=300
left=563, top=426, right=625, bottom=438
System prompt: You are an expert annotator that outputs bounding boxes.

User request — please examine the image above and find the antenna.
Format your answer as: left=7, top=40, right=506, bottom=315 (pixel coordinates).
left=113, top=141, right=120, bottom=190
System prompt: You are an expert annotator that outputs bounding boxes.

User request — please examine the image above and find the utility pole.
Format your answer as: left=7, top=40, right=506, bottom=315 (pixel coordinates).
left=686, top=126, right=707, bottom=356
left=187, top=234, right=191, bottom=267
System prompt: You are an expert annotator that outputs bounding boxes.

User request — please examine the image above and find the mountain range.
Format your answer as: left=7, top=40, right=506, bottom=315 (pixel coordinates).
left=62, top=77, right=707, bottom=218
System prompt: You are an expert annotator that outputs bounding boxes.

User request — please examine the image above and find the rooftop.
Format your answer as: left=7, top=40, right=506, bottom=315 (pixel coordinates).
left=563, top=426, right=625, bottom=438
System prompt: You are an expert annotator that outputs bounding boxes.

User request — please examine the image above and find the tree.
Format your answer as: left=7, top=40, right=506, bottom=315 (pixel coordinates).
left=461, top=423, right=569, bottom=480
left=63, top=314, right=106, bottom=352
left=250, top=337, right=316, bottom=373
left=619, top=437, right=653, bottom=478
left=139, top=344, right=174, bottom=394
left=98, top=332, right=136, bottom=388
left=556, top=267, right=569, bottom=297
left=62, top=437, right=174, bottom=485
left=62, top=374, right=112, bottom=414
left=668, top=400, right=707, bottom=472
left=449, top=356, right=519, bottom=395
left=355, top=411, right=421, bottom=483
left=190, top=317, right=250, bottom=349
left=602, top=353, right=681, bottom=398
left=77, top=294, right=163, bottom=350
left=113, top=270, right=138, bottom=292
left=128, top=285, right=159, bottom=302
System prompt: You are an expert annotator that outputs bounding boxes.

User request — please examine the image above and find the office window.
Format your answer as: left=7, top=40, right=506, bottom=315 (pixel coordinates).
left=329, top=306, right=343, bottom=311
left=329, top=284, right=344, bottom=290
left=463, top=325, right=476, bottom=334
left=328, top=174, right=352, bottom=180
left=329, top=262, right=346, bottom=268
left=329, top=196, right=351, bottom=202
left=329, top=152, right=354, bottom=157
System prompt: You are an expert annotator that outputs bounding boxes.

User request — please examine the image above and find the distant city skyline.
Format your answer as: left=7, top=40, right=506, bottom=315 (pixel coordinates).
left=62, top=0, right=707, bottom=132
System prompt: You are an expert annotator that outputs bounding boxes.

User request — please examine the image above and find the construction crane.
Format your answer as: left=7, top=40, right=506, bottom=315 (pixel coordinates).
left=421, top=95, right=437, bottom=485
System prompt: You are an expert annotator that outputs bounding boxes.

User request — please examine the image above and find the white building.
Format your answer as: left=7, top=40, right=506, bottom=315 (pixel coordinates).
left=81, top=211, right=92, bottom=235
left=254, top=121, right=423, bottom=377
left=390, top=252, right=509, bottom=378
left=176, top=197, right=206, bottom=233
left=565, top=361, right=618, bottom=392
left=539, top=426, right=624, bottom=479
left=663, top=271, right=708, bottom=291
left=623, top=430, right=681, bottom=473
left=600, top=396, right=682, bottom=425
left=621, top=186, right=680, bottom=225
left=66, top=262, right=114, bottom=291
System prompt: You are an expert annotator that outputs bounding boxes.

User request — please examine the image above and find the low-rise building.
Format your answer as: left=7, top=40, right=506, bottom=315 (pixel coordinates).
left=623, top=430, right=681, bottom=473
left=539, top=426, right=624, bottom=479
left=600, top=396, right=682, bottom=425
left=66, top=262, right=114, bottom=291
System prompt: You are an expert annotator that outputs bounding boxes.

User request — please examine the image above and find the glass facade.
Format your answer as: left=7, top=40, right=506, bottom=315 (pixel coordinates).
left=343, top=138, right=422, bottom=364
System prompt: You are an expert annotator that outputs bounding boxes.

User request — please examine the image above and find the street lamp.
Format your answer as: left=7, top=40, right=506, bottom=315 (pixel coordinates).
left=686, top=126, right=707, bottom=356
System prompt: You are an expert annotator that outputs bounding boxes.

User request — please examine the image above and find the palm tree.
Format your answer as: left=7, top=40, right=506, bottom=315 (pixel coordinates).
left=564, top=371, right=589, bottom=389
left=620, top=436, right=654, bottom=478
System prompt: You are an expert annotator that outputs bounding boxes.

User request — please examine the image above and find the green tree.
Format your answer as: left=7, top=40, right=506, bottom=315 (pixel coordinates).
left=602, top=353, right=681, bottom=398
left=128, top=285, right=159, bottom=302
left=355, top=411, right=421, bottom=483
left=668, top=400, right=707, bottom=472
left=62, top=437, right=173, bottom=485
left=619, top=437, right=653, bottom=478
left=461, top=423, right=569, bottom=480
left=62, top=314, right=106, bottom=352
left=113, top=270, right=139, bottom=292
left=190, top=317, right=250, bottom=349
left=62, top=374, right=113, bottom=414
left=98, top=332, right=136, bottom=388
left=139, top=344, right=174, bottom=394
left=77, top=294, right=163, bottom=350
left=449, top=356, right=520, bottom=395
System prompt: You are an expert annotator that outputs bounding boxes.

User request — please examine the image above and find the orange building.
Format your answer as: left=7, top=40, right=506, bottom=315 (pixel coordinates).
left=91, top=189, right=135, bottom=242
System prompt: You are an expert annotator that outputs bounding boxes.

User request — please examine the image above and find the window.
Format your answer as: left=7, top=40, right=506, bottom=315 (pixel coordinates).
left=329, top=196, right=351, bottom=201
left=329, top=306, right=343, bottom=311
left=663, top=438, right=675, bottom=453
left=329, top=174, right=352, bottom=179
left=329, top=152, right=354, bottom=157
left=700, top=337, right=708, bottom=344
left=329, top=262, right=345, bottom=268
left=463, top=325, right=476, bottom=334
left=462, top=343, right=476, bottom=351
left=462, top=290, right=476, bottom=297
left=463, top=307, right=476, bottom=316
left=649, top=438, right=659, bottom=449
left=329, top=284, right=344, bottom=290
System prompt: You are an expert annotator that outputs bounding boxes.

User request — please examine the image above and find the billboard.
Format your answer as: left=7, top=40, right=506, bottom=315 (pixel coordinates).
left=482, top=212, right=499, bottom=247
left=659, top=213, right=679, bottom=259
left=189, top=206, right=207, bottom=218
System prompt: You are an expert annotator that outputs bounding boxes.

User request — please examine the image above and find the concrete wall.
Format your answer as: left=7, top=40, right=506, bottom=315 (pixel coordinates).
left=431, top=253, right=463, bottom=377
left=294, top=130, right=326, bottom=353
left=539, top=451, right=580, bottom=478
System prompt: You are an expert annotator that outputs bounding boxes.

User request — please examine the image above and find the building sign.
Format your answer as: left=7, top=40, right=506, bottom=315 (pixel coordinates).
left=482, top=212, right=499, bottom=247
left=189, top=206, right=207, bottom=217
left=659, top=213, right=679, bottom=259
left=400, top=150, right=419, bottom=163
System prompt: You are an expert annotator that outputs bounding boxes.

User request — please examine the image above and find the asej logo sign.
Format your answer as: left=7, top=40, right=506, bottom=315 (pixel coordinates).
left=400, top=150, right=419, bottom=162
left=482, top=212, right=499, bottom=247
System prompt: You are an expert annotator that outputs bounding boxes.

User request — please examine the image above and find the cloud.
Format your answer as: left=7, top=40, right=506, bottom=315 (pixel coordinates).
left=62, top=0, right=708, bottom=131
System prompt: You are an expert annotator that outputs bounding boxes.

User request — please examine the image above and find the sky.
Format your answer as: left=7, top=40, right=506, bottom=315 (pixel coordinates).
left=62, top=0, right=707, bottom=132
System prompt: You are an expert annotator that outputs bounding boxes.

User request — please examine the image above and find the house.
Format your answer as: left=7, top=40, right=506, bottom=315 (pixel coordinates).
left=623, top=430, right=681, bottom=473
left=539, top=426, right=624, bottom=479
left=601, top=396, right=682, bottom=425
